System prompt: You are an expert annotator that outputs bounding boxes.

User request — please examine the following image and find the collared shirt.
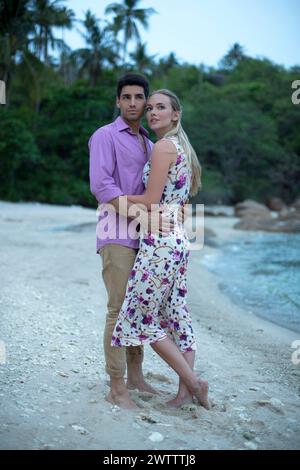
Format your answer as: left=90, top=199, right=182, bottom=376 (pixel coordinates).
left=89, top=116, right=153, bottom=252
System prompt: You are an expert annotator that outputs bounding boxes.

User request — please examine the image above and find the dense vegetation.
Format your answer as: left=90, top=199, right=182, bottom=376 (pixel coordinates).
left=1, top=0, right=299, bottom=207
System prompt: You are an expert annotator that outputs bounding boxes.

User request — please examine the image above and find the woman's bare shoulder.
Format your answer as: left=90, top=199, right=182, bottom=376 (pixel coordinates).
left=152, top=138, right=177, bottom=154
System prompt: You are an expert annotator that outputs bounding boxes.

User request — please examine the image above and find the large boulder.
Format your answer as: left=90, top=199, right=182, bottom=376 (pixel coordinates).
left=235, top=200, right=272, bottom=219
left=278, top=207, right=300, bottom=221
left=291, top=197, right=300, bottom=210
left=265, top=196, right=287, bottom=212
left=234, top=218, right=300, bottom=233
left=234, top=199, right=300, bottom=233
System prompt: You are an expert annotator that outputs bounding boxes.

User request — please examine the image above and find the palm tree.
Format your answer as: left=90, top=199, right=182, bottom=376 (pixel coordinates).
left=57, top=44, right=78, bottom=86
left=30, top=0, right=74, bottom=64
left=152, top=52, right=179, bottom=78
left=129, top=41, right=156, bottom=75
left=220, top=43, right=246, bottom=70
left=72, top=10, right=118, bottom=86
left=0, top=0, right=33, bottom=101
left=105, top=0, right=156, bottom=65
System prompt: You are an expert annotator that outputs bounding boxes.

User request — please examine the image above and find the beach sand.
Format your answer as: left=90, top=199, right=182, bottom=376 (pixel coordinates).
left=0, top=201, right=299, bottom=450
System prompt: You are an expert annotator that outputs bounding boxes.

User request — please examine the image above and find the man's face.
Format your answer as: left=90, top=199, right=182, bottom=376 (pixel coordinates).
left=116, top=85, right=146, bottom=123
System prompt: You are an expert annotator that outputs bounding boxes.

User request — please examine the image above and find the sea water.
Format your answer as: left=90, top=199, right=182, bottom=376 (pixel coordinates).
left=202, top=232, right=300, bottom=333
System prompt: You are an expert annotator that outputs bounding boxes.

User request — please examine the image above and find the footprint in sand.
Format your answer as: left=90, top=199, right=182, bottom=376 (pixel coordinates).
left=254, top=399, right=285, bottom=415
left=145, top=372, right=173, bottom=384
left=135, top=392, right=156, bottom=402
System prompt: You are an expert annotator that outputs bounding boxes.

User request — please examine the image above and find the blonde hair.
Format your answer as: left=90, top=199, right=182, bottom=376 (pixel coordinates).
left=149, top=89, right=202, bottom=196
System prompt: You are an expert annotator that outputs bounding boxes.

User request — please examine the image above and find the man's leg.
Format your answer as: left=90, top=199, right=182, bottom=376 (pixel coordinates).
left=126, top=346, right=159, bottom=394
left=100, top=244, right=148, bottom=406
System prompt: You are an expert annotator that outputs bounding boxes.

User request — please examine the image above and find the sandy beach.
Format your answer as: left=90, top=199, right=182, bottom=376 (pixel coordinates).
left=0, top=201, right=299, bottom=450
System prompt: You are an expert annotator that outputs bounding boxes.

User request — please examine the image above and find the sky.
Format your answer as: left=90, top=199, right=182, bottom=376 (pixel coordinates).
left=61, top=0, right=300, bottom=69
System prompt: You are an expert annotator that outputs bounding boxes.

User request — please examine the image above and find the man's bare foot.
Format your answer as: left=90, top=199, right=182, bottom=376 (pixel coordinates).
left=126, top=379, right=160, bottom=395
left=106, top=390, right=138, bottom=409
left=192, top=380, right=211, bottom=410
left=166, top=394, right=194, bottom=408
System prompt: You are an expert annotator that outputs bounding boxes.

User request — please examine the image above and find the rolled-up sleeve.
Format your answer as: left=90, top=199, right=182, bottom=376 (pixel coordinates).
left=89, top=128, right=124, bottom=204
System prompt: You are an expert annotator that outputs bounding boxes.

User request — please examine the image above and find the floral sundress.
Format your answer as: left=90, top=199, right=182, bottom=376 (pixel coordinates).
left=111, top=136, right=196, bottom=352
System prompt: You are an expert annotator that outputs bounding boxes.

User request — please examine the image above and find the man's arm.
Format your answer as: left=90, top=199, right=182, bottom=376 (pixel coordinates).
left=89, top=131, right=172, bottom=233
left=89, top=128, right=124, bottom=205
left=89, top=128, right=146, bottom=220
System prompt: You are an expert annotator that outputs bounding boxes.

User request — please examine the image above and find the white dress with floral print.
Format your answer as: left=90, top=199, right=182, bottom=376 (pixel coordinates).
left=111, top=136, right=196, bottom=352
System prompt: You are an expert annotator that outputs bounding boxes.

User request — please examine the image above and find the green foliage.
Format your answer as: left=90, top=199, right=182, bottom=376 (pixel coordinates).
left=36, top=82, right=114, bottom=170
left=32, top=80, right=116, bottom=205
left=191, top=169, right=233, bottom=205
left=0, top=3, right=299, bottom=207
left=0, top=109, right=40, bottom=200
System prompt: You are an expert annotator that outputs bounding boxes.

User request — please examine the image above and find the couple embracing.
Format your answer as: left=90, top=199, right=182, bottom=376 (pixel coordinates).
left=89, top=73, right=211, bottom=410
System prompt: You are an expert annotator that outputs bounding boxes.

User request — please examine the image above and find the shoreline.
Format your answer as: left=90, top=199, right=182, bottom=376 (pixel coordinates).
left=201, top=215, right=300, bottom=339
left=0, top=201, right=299, bottom=450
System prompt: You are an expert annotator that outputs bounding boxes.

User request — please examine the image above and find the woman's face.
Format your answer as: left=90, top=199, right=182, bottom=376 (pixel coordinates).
left=146, top=93, right=179, bottom=137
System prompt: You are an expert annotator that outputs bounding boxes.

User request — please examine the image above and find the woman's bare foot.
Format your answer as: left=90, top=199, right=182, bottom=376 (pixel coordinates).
left=106, top=390, right=138, bottom=409
left=166, top=393, right=194, bottom=408
left=126, top=379, right=160, bottom=395
left=192, top=380, right=211, bottom=410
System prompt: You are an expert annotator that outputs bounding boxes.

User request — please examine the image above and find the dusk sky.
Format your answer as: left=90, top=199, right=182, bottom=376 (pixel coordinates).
left=62, top=0, right=300, bottom=68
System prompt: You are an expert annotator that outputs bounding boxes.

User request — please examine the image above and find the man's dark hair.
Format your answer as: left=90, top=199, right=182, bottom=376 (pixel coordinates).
left=117, top=73, right=149, bottom=98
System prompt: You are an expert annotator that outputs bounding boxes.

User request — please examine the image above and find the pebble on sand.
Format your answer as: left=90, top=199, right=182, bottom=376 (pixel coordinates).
left=149, top=432, right=164, bottom=443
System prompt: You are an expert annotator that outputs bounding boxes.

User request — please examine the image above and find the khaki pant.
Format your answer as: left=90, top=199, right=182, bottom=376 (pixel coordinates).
left=99, top=244, right=144, bottom=378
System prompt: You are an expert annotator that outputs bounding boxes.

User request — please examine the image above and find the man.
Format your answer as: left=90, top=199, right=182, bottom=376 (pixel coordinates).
left=89, top=73, right=161, bottom=408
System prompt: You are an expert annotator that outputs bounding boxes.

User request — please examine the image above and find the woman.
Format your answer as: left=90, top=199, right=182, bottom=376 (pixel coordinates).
left=111, top=89, right=211, bottom=409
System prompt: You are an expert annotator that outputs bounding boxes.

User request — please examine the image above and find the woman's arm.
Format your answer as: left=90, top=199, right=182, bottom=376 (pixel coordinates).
left=120, top=139, right=177, bottom=210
